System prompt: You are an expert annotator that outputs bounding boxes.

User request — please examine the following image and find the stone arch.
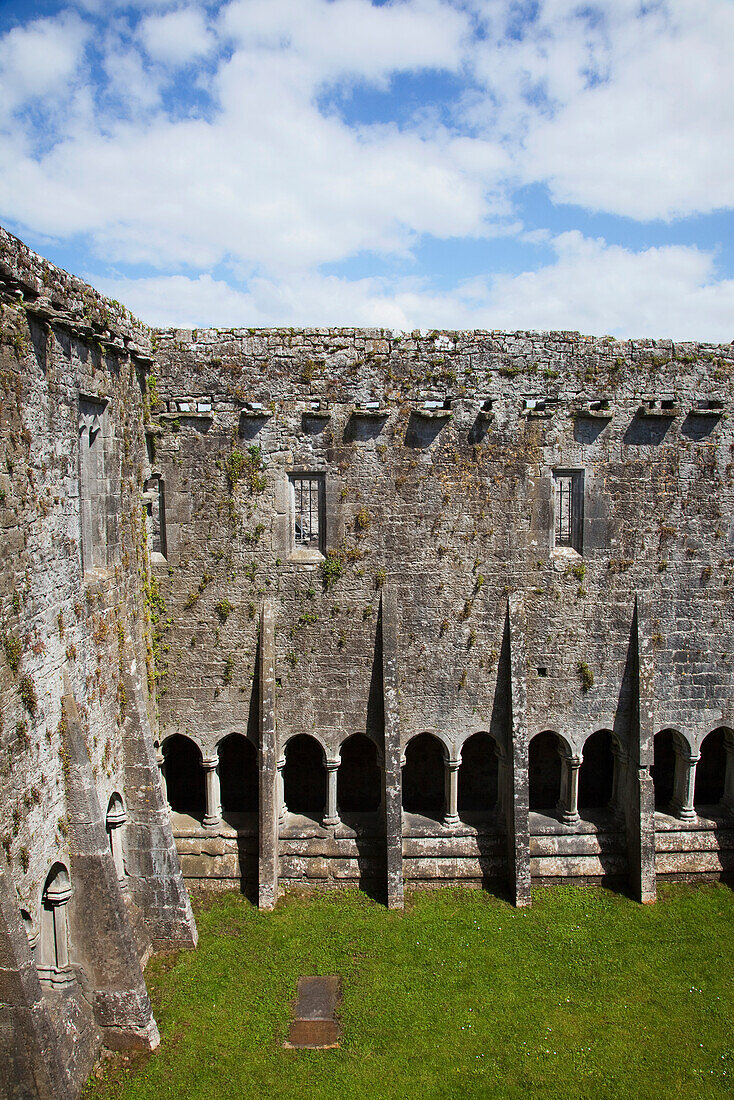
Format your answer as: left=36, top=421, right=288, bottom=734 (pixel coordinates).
left=282, top=733, right=326, bottom=817
left=578, top=730, right=615, bottom=810
left=528, top=730, right=565, bottom=812
left=458, top=732, right=498, bottom=815
left=38, top=863, right=73, bottom=988
left=105, top=792, right=127, bottom=881
left=217, top=732, right=258, bottom=815
left=338, top=733, right=381, bottom=813
left=163, top=734, right=205, bottom=815
left=694, top=727, right=727, bottom=808
left=402, top=732, right=446, bottom=819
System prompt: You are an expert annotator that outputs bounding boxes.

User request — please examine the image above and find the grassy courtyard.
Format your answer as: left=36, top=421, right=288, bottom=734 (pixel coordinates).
left=84, top=884, right=733, bottom=1100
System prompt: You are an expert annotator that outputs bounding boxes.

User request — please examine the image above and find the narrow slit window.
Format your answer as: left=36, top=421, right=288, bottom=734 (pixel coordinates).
left=554, top=470, right=583, bottom=553
left=290, top=475, right=324, bottom=553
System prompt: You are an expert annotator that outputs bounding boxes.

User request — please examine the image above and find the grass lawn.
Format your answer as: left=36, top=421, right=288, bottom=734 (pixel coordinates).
left=83, top=884, right=734, bottom=1100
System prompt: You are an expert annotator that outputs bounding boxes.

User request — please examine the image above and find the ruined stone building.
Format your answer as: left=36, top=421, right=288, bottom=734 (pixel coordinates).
left=0, top=225, right=732, bottom=1097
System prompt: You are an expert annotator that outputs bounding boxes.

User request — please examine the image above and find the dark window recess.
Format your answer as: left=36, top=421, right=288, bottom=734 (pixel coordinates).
left=291, top=475, right=324, bottom=551
left=554, top=470, right=584, bottom=553
left=144, top=475, right=166, bottom=559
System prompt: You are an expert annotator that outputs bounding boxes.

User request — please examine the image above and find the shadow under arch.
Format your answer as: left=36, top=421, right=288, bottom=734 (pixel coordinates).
left=283, top=733, right=327, bottom=823
left=338, top=732, right=385, bottom=903
left=458, top=731, right=498, bottom=818
left=528, top=730, right=565, bottom=813
left=695, top=727, right=728, bottom=810
left=217, top=732, right=259, bottom=901
left=578, top=729, right=615, bottom=811
left=402, top=732, right=446, bottom=821
left=163, top=733, right=205, bottom=819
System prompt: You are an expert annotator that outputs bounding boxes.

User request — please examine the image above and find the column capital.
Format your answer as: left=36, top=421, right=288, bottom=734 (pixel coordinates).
left=202, top=754, right=219, bottom=771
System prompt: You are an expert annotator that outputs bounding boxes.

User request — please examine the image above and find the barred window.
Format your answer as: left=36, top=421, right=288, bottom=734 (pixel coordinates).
left=554, top=470, right=583, bottom=553
left=290, top=474, right=325, bottom=552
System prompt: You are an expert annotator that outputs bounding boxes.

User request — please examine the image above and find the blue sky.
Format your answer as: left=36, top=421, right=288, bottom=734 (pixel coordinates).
left=0, top=0, right=732, bottom=338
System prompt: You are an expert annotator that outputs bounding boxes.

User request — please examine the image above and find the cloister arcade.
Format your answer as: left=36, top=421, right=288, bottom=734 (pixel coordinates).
left=158, top=725, right=733, bottom=831
left=157, top=725, right=732, bottom=894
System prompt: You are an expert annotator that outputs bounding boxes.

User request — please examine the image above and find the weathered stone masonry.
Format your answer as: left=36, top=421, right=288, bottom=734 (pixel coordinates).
left=0, top=225, right=732, bottom=1095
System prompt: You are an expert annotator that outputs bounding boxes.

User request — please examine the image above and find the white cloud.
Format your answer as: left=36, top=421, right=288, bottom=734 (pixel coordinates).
left=94, top=232, right=734, bottom=342
left=0, top=12, right=89, bottom=117
left=221, top=0, right=470, bottom=86
left=520, top=0, right=734, bottom=219
left=139, top=7, right=217, bottom=67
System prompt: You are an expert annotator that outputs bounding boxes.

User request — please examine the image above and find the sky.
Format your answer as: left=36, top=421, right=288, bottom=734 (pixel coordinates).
left=0, top=0, right=732, bottom=338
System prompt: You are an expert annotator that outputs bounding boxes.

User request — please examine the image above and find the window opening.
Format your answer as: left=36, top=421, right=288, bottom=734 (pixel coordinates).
left=553, top=470, right=583, bottom=553
left=290, top=475, right=324, bottom=552
left=144, top=475, right=167, bottom=560
left=79, top=398, right=108, bottom=573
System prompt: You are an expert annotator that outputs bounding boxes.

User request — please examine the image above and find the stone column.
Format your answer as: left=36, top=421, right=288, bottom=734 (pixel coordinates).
left=155, top=745, right=169, bottom=809
left=670, top=743, right=699, bottom=821
left=258, top=602, right=279, bottom=909
left=558, top=751, right=582, bottom=825
left=107, top=804, right=128, bottom=882
left=47, top=878, right=73, bottom=979
left=276, top=755, right=287, bottom=825
left=507, top=596, right=531, bottom=906
left=722, top=732, right=734, bottom=814
left=323, top=760, right=340, bottom=827
left=202, top=755, right=221, bottom=828
left=443, top=758, right=460, bottom=826
left=381, top=587, right=404, bottom=909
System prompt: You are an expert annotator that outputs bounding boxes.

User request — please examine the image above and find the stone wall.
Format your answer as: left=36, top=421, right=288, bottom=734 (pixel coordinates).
left=2, top=222, right=734, bottom=1096
left=147, top=324, right=734, bottom=904
left=0, top=228, right=195, bottom=1100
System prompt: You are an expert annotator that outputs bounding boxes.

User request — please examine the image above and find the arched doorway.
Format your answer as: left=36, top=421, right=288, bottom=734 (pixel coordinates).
left=338, top=734, right=381, bottom=813
left=695, top=728, right=726, bottom=809
left=283, top=734, right=326, bottom=817
left=651, top=730, right=676, bottom=810
left=402, top=733, right=445, bottom=820
left=163, top=734, right=205, bottom=815
left=458, top=733, right=498, bottom=816
left=218, top=734, right=258, bottom=816
left=529, top=731, right=563, bottom=812
left=578, top=731, right=615, bottom=811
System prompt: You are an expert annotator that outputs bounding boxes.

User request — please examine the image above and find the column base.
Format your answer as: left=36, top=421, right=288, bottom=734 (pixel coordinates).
left=202, top=814, right=222, bottom=828
left=670, top=800, right=697, bottom=821
left=443, top=813, right=460, bottom=827
left=322, top=815, right=340, bottom=828
left=561, top=810, right=580, bottom=826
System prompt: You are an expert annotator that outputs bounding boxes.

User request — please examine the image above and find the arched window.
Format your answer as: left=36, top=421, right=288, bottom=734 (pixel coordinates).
left=578, top=731, right=614, bottom=811
left=106, top=793, right=127, bottom=880
left=218, top=734, right=258, bottom=815
left=283, top=735, right=326, bottom=817
left=651, top=730, right=676, bottom=810
left=529, top=731, right=562, bottom=812
left=458, top=733, right=498, bottom=816
left=402, top=733, right=445, bottom=819
left=38, top=864, right=74, bottom=988
left=338, top=734, right=381, bottom=813
left=163, top=735, right=205, bottom=815
left=695, top=728, right=726, bottom=808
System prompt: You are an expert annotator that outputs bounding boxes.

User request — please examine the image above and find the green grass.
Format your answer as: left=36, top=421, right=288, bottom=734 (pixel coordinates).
left=84, top=885, right=734, bottom=1100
